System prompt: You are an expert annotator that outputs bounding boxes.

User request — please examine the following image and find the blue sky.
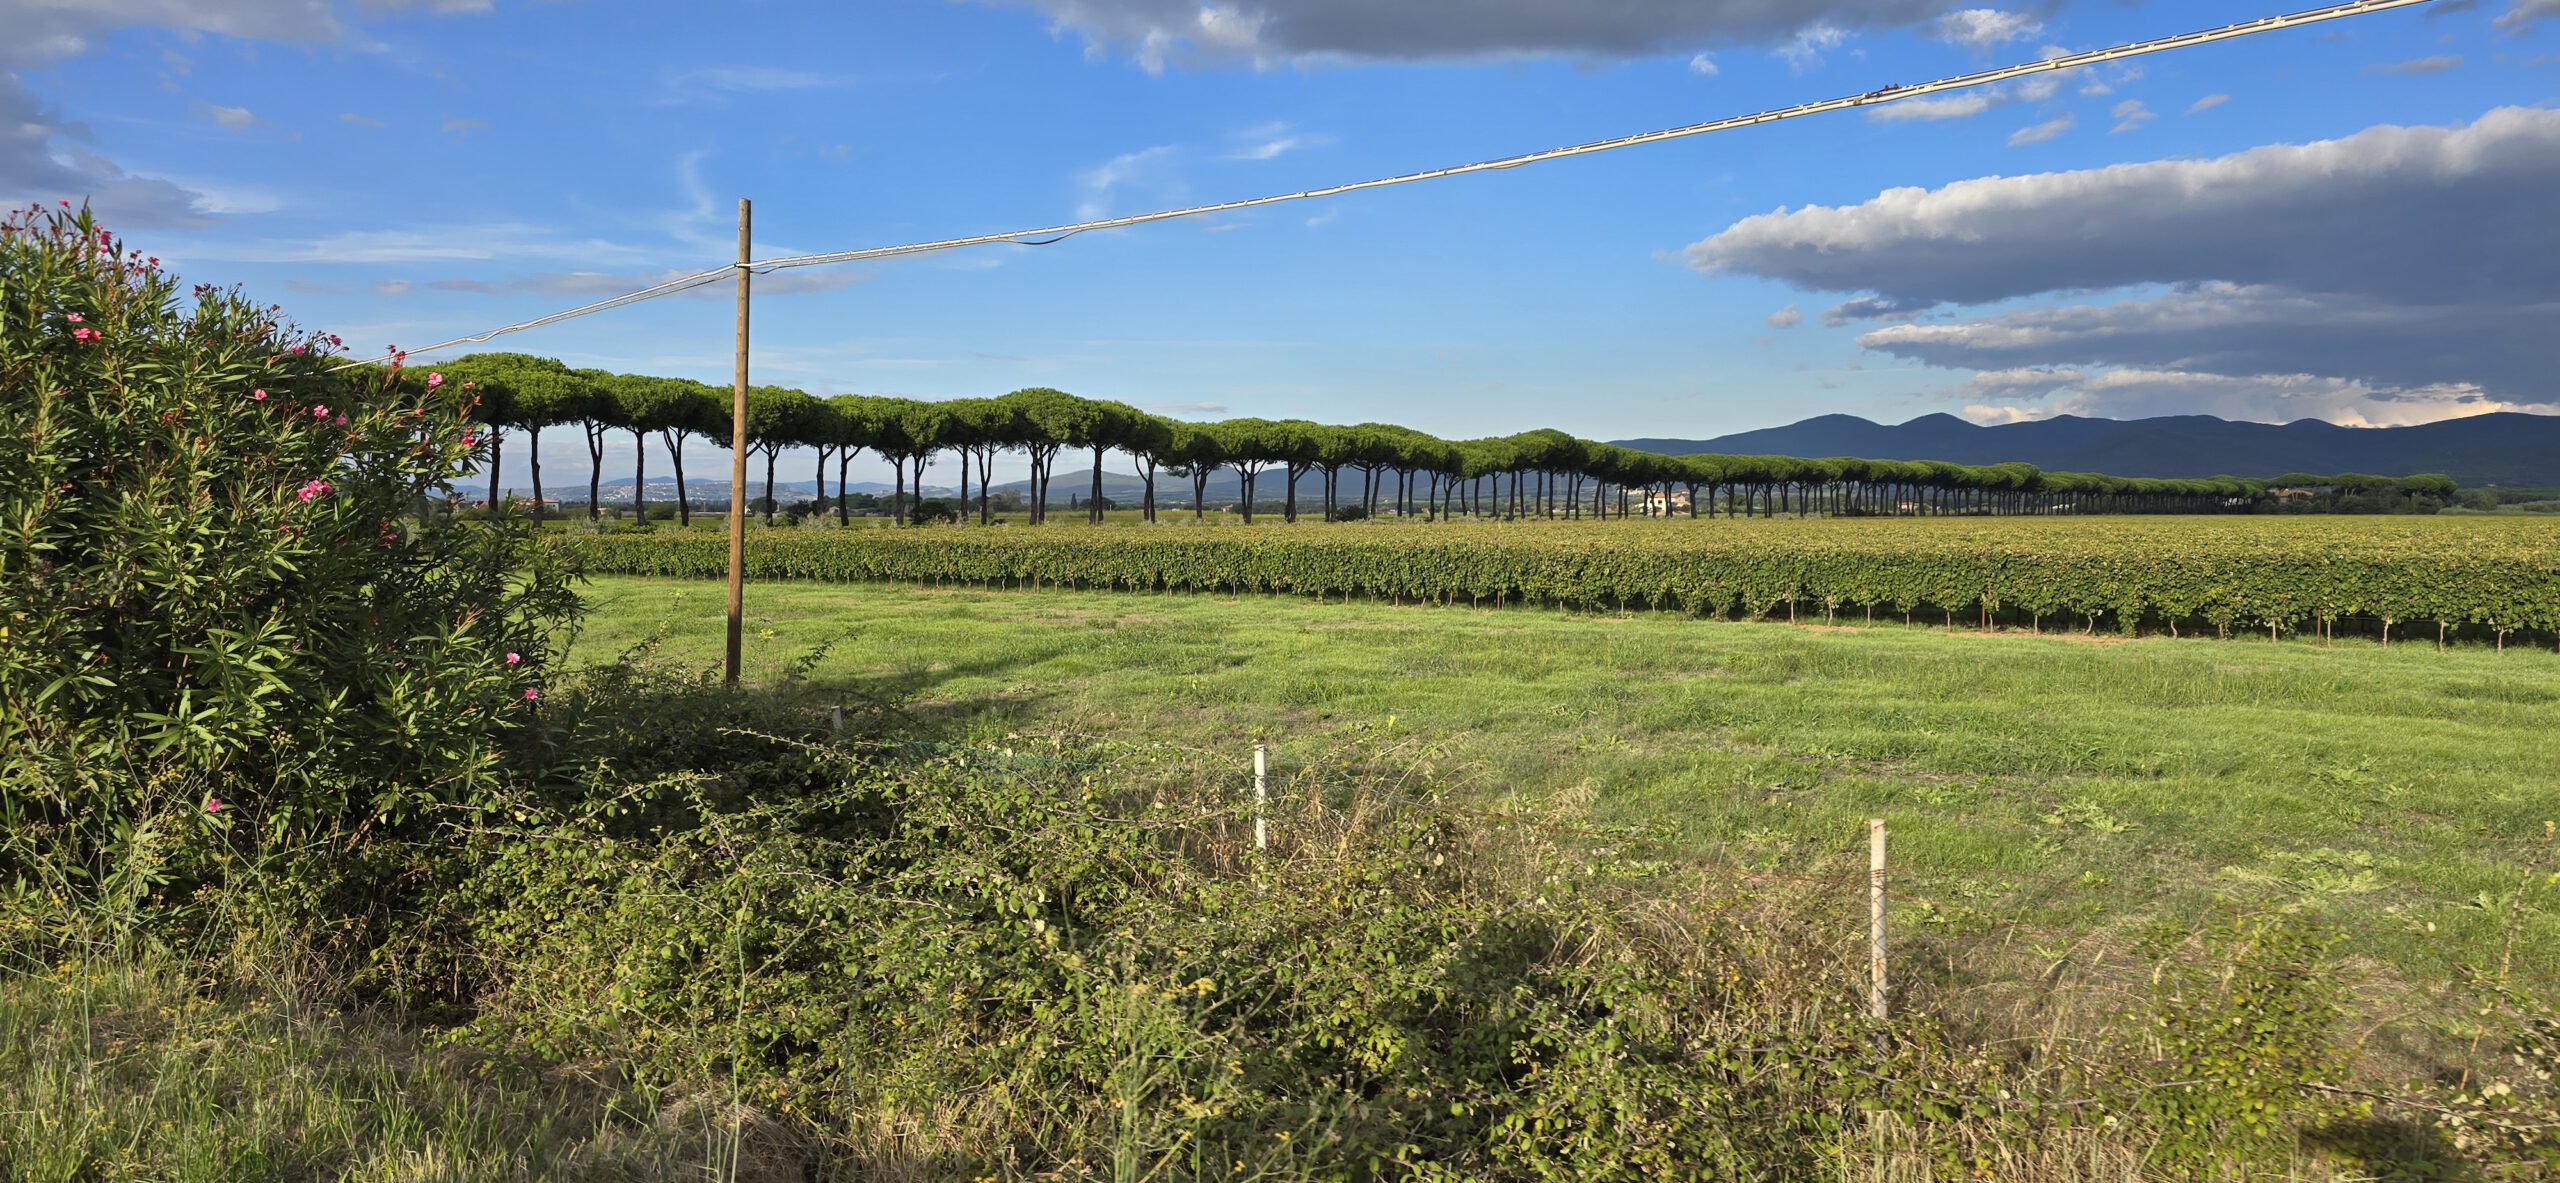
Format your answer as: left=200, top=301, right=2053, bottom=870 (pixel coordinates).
left=6, top=0, right=2557, bottom=488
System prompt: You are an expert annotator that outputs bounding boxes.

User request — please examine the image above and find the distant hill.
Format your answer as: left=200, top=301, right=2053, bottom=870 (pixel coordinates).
left=1616, top=412, right=2560, bottom=486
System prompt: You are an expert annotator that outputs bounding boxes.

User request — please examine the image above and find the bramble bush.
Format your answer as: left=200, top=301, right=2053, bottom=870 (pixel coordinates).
left=397, top=671, right=2560, bottom=1180
left=0, top=202, right=574, bottom=935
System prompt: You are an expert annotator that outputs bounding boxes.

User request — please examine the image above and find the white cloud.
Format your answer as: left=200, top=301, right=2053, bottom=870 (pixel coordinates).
left=1934, top=9, right=2040, bottom=49
left=2367, top=54, right=2462, bottom=75
left=1074, top=144, right=1179, bottom=219
left=668, top=66, right=857, bottom=93
left=176, top=223, right=661, bottom=265
left=203, top=103, right=256, bottom=130
left=411, top=267, right=871, bottom=300
left=439, top=114, right=486, bottom=134
left=2110, top=99, right=2153, bottom=134
left=1961, top=402, right=2046, bottom=424
left=338, top=111, right=386, bottom=127
left=0, top=75, right=216, bottom=225
left=2187, top=93, right=2229, bottom=115
left=1866, top=92, right=1996, bottom=121
left=1856, top=284, right=2560, bottom=397
left=1766, top=303, right=1803, bottom=328
left=2007, top=114, right=2072, bottom=146
left=0, top=0, right=339, bottom=65
left=2500, top=0, right=2560, bottom=31
left=1950, top=367, right=2547, bottom=428
left=1221, top=120, right=1327, bottom=161
left=1779, top=23, right=1850, bottom=72
left=1686, top=107, right=2560, bottom=309
left=1688, top=52, right=1719, bottom=76
left=983, top=0, right=1978, bottom=66
left=1687, top=107, right=2560, bottom=419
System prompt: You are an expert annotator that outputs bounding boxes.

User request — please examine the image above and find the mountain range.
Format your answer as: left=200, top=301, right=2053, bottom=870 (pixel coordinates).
left=1615, top=412, right=2560, bottom=486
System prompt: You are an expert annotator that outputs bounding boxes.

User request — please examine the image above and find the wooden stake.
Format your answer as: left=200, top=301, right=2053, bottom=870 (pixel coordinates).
left=724, top=199, right=751, bottom=688
left=1252, top=744, right=1269, bottom=852
left=1868, top=818, right=1889, bottom=1023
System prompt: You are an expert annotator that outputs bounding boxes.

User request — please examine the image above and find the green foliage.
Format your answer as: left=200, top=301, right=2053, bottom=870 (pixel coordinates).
left=0, top=202, right=575, bottom=913
left=2131, top=915, right=2354, bottom=1159
left=548, top=517, right=2560, bottom=642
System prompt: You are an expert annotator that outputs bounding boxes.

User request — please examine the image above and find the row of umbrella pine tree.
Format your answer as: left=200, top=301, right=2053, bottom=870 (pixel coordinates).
left=434, top=353, right=2458, bottom=527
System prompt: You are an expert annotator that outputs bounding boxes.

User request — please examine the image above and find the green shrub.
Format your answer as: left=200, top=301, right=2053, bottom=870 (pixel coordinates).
left=0, top=202, right=575, bottom=924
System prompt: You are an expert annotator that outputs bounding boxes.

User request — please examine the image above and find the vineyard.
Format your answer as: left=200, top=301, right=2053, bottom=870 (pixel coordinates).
left=555, top=516, right=2560, bottom=645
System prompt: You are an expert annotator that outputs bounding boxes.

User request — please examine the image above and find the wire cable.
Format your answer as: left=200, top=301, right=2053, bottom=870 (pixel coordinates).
left=329, top=265, right=734, bottom=370
left=344, top=0, right=2435, bottom=367
left=742, top=0, right=2437, bottom=273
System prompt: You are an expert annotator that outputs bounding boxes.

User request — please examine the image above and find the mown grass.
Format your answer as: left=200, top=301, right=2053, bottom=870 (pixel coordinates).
left=575, top=575, right=2560, bottom=1007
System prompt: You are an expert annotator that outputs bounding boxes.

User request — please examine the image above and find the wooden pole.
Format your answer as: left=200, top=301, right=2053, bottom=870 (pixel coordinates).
left=1868, top=818, right=1889, bottom=1022
left=1252, top=744, right=1269, bottom=852
left=724, top=198, right=751, bottom=688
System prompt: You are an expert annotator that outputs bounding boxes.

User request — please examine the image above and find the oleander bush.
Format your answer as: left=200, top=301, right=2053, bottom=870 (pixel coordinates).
left=0, top=201, right=574, bottom=936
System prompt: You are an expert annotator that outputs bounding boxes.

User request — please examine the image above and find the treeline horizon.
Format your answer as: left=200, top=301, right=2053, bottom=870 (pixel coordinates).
left=436, top=352, right=2463, bottom=526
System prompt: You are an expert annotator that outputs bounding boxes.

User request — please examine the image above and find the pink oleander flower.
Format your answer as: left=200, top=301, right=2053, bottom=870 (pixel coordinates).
left=58, top=198, right=69, bottom=206
left=505, top=651, right=522, bottom=665
left=147, top=256, right=158, bottom=267
left=522, top=687, right=540, bottom=701
left=462, top=431, right=477, bottom=447
left=252, top=389, right=267, bottom=402
left=63, top=312, right=81, bottom=323
left=312, top=405, right=330, bottom=419
left=334, top=413, right=347, bottom=427
left=297, top=479, right=333, bottom=502
left=327, top=334, right=342, bottom=347
left=425, top=372, right=444, bottom=389
left=205, top=797, right=224, bottom=813
left=71, top=327, right=98, bottom=342
left=96, top=229, right=111, bottom=246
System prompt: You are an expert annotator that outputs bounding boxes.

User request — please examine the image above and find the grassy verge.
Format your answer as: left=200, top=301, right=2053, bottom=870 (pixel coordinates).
left=0, top=954, right=789, bottom=1182
left=576, top=575, right=2560, bottom=1004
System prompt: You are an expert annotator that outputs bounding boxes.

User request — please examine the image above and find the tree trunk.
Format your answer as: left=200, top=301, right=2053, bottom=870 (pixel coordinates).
left=629, top=429, right=647, bottom=520
left=762, top=448, right=778, bottom=525
left=663, top=430, right=691, bottom=526
left=893, top=457, right=908, bottom=525
left=487, top=426, right=503, bottom=514
left=585, top=421, right=606, bottom=520
left=812, top=445, right=828, bottom=528
left=527, top=424, right=544, bottom=526
left=836, top=449, right=853, bottom=525
left=1090, top=444, right=1106, bottom=524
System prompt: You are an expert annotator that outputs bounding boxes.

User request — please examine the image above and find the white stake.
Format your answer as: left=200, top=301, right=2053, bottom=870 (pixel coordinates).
left=1868, top=818, right=1889, bottom=1022
left=1253, top=743, right=1269, bottom=852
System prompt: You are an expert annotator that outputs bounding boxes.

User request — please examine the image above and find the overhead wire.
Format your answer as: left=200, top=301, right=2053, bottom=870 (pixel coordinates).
left=337, top=0, right=2437, bottom=369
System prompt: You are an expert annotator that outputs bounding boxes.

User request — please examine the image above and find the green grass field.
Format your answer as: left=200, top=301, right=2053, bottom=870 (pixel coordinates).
left=576, top=575, right=2560, bottom=1005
